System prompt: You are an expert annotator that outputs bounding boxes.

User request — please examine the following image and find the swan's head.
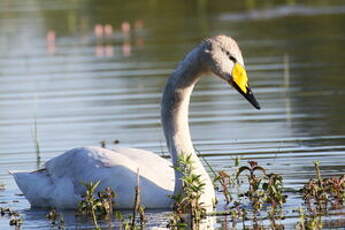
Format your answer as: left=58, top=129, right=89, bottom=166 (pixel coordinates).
left=203, top=35, right=260, bottom=110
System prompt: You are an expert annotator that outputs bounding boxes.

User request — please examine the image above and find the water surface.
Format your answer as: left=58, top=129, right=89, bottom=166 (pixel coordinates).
left=1, top=0, right=345, bottom=229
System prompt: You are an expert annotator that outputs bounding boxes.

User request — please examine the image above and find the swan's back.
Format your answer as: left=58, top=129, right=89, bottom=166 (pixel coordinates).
left=13, top=146, right=174, bottom=209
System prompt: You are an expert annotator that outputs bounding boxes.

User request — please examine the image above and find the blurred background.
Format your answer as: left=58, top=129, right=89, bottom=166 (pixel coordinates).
left=1, top=0, right=345, bottom=228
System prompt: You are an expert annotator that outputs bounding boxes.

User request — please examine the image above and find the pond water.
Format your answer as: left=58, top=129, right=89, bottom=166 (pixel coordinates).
left=1, top=0, right=345, bottom=229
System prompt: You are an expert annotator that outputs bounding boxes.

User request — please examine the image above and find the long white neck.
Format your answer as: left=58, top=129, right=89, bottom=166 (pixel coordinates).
left=161, top=44, right=215, bottom=209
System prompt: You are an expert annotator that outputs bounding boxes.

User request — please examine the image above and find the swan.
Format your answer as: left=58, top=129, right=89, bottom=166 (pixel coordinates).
left=12, top=35, right=260, bottom=210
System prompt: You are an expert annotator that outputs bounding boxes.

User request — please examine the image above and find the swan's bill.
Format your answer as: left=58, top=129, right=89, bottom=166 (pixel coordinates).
left=232, top=63, right=248, bottom=93
left=230, top=63, right=261, bottom=110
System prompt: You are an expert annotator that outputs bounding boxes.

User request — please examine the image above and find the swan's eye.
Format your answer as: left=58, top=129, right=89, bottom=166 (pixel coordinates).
left=229, top=56, right=236, bottom=63
left=225, top=50, right=237, bottom=63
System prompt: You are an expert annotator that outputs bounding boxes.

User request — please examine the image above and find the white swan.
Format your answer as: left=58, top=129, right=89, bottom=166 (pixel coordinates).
left=12, top=35, right=260, bottom=210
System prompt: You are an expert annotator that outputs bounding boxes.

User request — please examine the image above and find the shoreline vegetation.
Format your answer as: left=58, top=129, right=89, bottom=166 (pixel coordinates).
left=1, top=143, right=345, bottom=230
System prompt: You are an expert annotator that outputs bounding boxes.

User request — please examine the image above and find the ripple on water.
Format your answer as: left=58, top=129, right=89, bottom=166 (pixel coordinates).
left=1, top=1, right=345, bottom=229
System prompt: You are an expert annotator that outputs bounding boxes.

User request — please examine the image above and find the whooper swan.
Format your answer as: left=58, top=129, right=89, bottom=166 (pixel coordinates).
left=13, top=35, right=260, bottom=210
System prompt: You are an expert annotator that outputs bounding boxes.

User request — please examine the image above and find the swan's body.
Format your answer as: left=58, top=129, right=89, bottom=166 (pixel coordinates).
left=13, top=146, right=175, bottom=209
left=13, top=35, right=260, bottom=210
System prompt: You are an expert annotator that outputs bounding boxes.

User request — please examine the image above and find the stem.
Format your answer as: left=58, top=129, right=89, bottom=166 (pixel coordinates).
left=314, top=161, right=324, bottom=191
left=33, top=119, right=41, bottom=169
left=131, top=169, right=141, bottom=229
left=91, top=208, right=100, bottom=230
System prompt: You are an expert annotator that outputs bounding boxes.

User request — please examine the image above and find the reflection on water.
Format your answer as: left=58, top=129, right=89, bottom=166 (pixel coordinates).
left=46, top=30, right=56, bottom=55
left=1, top=0, right=345, bottom=229
left=219, top=4, right=345, bottom=21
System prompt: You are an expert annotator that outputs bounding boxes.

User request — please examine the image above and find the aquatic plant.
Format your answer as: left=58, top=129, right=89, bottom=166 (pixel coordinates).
left=228, top=201, right=247, bottom=229
left=237, top=160, right=266, bottom=214
left=114, top=210, right=132, bottom=229
left=32, top=119, right=41, bottom=169
left=296, top=161, right=345, bottom=229
left=77, top=175, right=147, bottom=230
left=206, top=160, right=286, bottom=229
left=211, top=156, right=242, bottom=205
left=100, top=140, right=120, bottom=148
left=129, top=169, right=146, bottom=230
left=10, top=147, right=345, bottom=229
left=9, top=216, right=23, bottom=229
left=302, top=161, right=345, bottom=212
left=213, top=170, right=232, bottom=204
left=236, top=161, right=286, bottom=210
left=100, top=140, right=106, bottom=148
left=169, top=154, right=207, bottom=230
left=77, top=181, right=101, bottom=229
left=114, top=210, right=146, bottom=230
left=295, top=207, right=322, bottom=230
left=77, top=181, right=115, bottom=229
left=0, top=207, right=23, bottom=230
left=0, top=207, right=18, bottom=217
left=46, top=208, right=64, bottom=229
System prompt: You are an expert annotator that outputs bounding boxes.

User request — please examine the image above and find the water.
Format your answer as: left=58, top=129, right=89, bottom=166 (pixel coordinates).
left=1, top=0, right=345, bottom=228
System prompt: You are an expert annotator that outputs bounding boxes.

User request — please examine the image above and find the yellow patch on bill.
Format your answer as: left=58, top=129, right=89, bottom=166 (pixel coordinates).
left=232, top=63, right=248, bottom=93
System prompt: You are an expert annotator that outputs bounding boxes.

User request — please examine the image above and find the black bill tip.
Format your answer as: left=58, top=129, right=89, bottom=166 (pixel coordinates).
left=231, top=82, right=261, bottom=110
left=245, top=88, right=261, bottom=110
